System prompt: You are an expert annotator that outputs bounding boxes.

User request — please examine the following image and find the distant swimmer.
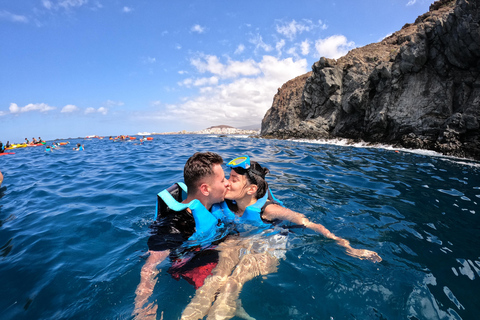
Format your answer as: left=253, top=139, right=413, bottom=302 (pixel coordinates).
left=73, top=143, right=84, bottom=151
left=0, top=170, right=3, bottom=187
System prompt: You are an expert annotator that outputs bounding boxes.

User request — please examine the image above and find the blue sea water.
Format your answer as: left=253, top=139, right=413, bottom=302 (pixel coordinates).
left=0, top=135, right=479, bottom=320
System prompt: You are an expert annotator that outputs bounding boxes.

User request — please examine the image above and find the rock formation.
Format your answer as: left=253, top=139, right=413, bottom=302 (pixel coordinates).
left=261, top=0, right=480, bottom=160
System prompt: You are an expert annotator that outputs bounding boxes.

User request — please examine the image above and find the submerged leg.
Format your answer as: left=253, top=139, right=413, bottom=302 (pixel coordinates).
left=206, top=252, right=279, bottom=320
left=235, top=298, right=256, bottom=320
left=181, top=240, right=243, bottom=320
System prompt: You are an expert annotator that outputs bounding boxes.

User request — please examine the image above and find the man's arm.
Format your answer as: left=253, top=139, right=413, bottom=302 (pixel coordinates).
left=133, top=249, right=170, bottom=319
left=263, top=204, right=382, bottom=263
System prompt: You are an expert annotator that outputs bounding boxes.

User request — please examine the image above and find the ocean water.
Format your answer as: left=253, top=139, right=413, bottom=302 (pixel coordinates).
left=0, top=135, right=479, bottom=320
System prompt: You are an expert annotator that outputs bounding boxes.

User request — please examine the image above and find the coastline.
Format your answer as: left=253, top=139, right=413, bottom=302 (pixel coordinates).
left=141, top=127, right=260, bottom=136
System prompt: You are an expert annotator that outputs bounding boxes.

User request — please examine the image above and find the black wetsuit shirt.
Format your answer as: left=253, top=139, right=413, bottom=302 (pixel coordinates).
left=147, top=208, right=196, bottom=252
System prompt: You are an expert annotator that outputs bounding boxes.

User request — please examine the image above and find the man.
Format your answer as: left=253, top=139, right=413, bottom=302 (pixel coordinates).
left=133, top=152, right=230, bottom=319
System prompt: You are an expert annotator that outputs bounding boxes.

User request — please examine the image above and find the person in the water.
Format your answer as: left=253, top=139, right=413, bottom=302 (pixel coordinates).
left=0, top=169, right=3, bottom=187
left=181, top=155, right=382, bottom=320
left=73, top=143, right=84, bottom=151
left=133, top=152, right=230, bottom=320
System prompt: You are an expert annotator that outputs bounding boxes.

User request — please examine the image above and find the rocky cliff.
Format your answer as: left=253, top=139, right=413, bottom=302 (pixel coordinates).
left=261, top=0, right=480, bottom=160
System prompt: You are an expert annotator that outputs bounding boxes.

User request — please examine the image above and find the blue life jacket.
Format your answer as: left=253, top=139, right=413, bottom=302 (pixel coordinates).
left=212, top=188, right=284, bottom=230
left=155, top=182, right=227, bottom=246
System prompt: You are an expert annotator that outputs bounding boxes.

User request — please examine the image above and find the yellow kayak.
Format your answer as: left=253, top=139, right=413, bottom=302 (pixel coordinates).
left=6, top=144, right=27, bottom=150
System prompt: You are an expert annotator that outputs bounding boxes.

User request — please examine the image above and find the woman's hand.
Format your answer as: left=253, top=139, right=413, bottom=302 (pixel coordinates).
left=346, top=247, right=382, bottom=263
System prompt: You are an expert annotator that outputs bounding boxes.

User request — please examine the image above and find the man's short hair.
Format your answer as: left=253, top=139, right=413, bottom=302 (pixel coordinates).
left=184, top=152, right=223, bottom=191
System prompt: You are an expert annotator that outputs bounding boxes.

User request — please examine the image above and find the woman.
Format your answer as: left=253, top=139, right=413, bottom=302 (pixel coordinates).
left=181, top=155, right=381, bottom=320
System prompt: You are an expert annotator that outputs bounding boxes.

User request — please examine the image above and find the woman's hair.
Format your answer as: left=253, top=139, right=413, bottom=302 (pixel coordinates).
left=232, top=161, right=270, bottom=199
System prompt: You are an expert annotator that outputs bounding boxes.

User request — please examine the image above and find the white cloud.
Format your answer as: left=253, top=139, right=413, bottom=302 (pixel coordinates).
left=97, top=107, right=108, bottom=115
left=42, top=0, right=53, bottom=10
left=42, top=0, right=89, bottom=10
left=104, top=100, right=124, bottom=107
left=153, top=55, right=308, bottom=128
left=0, top=10, right=28, bottom=23
left=9, top=103, right=20, bottom=113
left=9, top=103, right=56, bottom=114
left=407, top=0, right=417, bottom=6
left=180, top=76, right=219, bottom=87
left=315, top=35, right=355, bottom=59
left=123, top=6, right=133, bottom=13
left=142, top=56, right=156, bottom=64
left=276, top=39, right=286, bottom=55
left=300, top=40, right=310, bottom=55
left=249, top=34, right=273, bottom=53
left=61, top=104, right=79, bottom=113
left=58, top=0, right=88, bottom=9
left=190, top=55, right=261, bottom=79
left=319, top=20, right=328, bottom=31
left=194, top=77, right=219, bottom=87
left=235, top=44, right=245, bottom=55
left=191, top=24, right=206, bottom=34
left=85, top=106, right=108, bottom=115
left=179, top=78, right=193, bottom=87
left=85, top=107, right=96, bottom=114
left=275, top=19, right=328, bottom=41
left=84, top=101, right=123, bottom=115
left=286, top=47, right=298, bottom=59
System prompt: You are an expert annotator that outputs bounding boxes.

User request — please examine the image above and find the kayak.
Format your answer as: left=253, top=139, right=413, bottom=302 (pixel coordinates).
left=0, top=152, right=15, bottom=156
left=5, top=144, right=27, bottom=149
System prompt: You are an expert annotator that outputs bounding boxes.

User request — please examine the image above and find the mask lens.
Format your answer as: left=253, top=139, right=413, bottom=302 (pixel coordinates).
left=227, top=155, right=250, bottom=169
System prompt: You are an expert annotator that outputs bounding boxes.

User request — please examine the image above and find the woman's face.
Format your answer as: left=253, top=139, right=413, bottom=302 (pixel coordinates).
left=225, top=169, right=249, bottom=201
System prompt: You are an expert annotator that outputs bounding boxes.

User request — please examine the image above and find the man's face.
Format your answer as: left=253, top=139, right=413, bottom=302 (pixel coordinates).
left=206, top=164, right=229, bottom=203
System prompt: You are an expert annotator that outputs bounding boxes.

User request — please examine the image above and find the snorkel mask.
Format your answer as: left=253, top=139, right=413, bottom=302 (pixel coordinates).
left=227, top=155, right=266, bottom=180
left=226, top=155, right=251, bottom=169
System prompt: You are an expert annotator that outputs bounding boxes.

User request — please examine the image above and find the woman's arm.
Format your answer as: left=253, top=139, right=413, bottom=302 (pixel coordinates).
left=263, top=204, right=382, bottom=263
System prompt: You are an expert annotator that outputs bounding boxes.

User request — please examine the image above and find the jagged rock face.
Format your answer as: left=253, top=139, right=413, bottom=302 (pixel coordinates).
left=261, top=72, right=311, bottom=134
left=261, top=0, right=480, bottom=160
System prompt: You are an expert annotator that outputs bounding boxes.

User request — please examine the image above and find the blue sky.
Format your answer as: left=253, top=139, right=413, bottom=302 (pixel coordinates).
left=1, top=0, right=432, bottom=142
